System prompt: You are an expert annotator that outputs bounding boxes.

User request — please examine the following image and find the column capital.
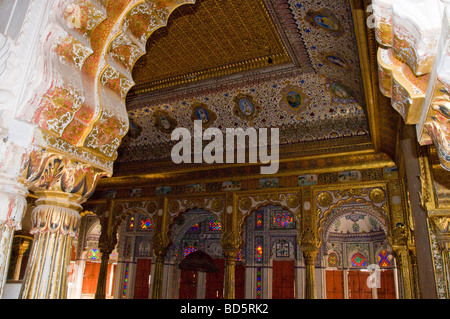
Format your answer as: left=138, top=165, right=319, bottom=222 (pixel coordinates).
left=389, top=222, right=408, bottom=247
left=22, top=149, right=108, bottom=208
left=299, top=228, right=319, bottom=249
left=152, top=232, right=169, bottom=258
left=429, top=215, right=450, bottom=252
left=302, top=249, right=319, bottom=265
left=221, top=229, right=241, bottom=254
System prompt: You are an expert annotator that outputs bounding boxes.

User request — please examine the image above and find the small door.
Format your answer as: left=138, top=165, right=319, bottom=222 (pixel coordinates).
left=326, top=270, right=344, bottom=299
left=134, top=259, right=152, bottom=299
left=179, top=270, right=198, bottom=299
left=378, top=270, right=396, bottom=299
left=348, top=271, right=372, bottom=299
left=235, top=265, right=246, bottom=299
left=272, top=260, right=295, bottom=299
left=205, top=259, right=225, bottom=299
left=82, top=262, right=101, bottom=294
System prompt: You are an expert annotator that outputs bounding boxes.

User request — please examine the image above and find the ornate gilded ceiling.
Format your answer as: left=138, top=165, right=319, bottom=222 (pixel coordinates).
left=118, top=0, right=375, bottom=167
left=131, top=0, right=291, bottom=94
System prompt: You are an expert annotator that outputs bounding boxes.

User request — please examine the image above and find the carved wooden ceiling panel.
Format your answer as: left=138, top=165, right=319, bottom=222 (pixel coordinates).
left=131, top=0, right=291, bottom=94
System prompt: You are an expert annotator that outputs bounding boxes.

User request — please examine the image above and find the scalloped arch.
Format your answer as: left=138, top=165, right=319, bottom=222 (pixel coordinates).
left=31, top=0, right=198, bottom=172
left=318, top=197, right=389, bottom=246
left=169, top=209, right=219, bottom=253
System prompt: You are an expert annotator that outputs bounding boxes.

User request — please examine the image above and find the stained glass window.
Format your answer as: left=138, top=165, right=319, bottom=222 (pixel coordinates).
left=88, top=248, right=99, bottom=261
left=271, top=210, right=295, bottom=229
left=110, top=251, right=117, bottom=261
left=351, top=252, right=367, bottom=267
left=187, top=223, right=200, bottom=233
left=122, top=263, right=129, bottom=298
left=328, top=252, right=338, bottom=267
left=256, top=245, right=263, bottom=263
left=255, top=211, right=263, bottom=229
left=209, top=220, right=222, bottom=231
left=183, top=246, right=197, bottom=258
left=140, top=217, right=153, bottom=229
left=236, top=249, right=243, bottom=262
left=129, top=216, right=134, bottom=230
left=378, top=250, right=391, bottom=267
left=256, top=267, right=262, bottom=299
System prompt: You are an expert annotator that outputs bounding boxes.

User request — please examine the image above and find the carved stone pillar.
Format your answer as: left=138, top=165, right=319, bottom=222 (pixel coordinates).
left=221, top=194, right=240, bottom=300
left=19, top=150, right=107, bottom=299
left=0, top=125, right=31, bottom=297
left=95, top=200, right=119, bottom=299
left=95, top=222, right=116, bottom=300
left=429, top=215, right=450, bottom=297
left=13, top=239, right=30, bottom=280
left=0, top=182, right=28, bottom=297
left=390, top=224, right=415, bottom=299
left=221, top=241, right=240, bottom=300
left=299, top=228, right=319, bottom=299
left=20, top=193, right=81, bottom=299
left=302, top=248, right=318, bottom=299
left=152, top=197, right=170, bottom=300
left=95, top=245, right=113, bottom=299
left=151, top=232, right=168, bottom=300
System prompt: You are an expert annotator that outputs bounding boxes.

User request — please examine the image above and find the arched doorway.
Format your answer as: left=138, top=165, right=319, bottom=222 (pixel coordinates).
left=178, top=250, right=222, bottom=299
left=166, top=208, right=228, bottom=299
left=244, top=204, right=300, bottom=299
left=117, top=209, right=156, bottom=299
left=321, top=205, right=398, bottom=299
left=69, top=216, right=119, bottom=299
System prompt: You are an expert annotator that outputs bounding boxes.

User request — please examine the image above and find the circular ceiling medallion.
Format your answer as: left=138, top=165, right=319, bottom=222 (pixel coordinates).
left=279, top=85, right=310, bottom=115
left=190, top=102, right=217, bottom=128
left=233, top=93, right=261, bottom=122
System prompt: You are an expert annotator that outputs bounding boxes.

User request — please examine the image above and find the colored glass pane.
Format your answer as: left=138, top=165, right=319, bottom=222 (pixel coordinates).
left=256, top=267, right=262, bottom=299
left=256, top=245, right=263, bottom=262
left=236, top=249, right=243, bottom=262
left=378, top=250, right=391, bottom=267
left=110, top=251, right=117, bottom=260
left=123, top=263, right=129, bottom=298
left=187, top=223, right=200, bottom=233
left=140, top=217, right=153, bottom=229
left=351, top=252, right=367, bottom=267
left=129, top=217, right=134, bottom=230
left=256, top=212, right=263, bottom=229
left=184, top=246, right=197, bottom=258
left=88, top=248, right=99, bottom=261
left=209, top=220, right=222, bottom=231
left=328, top=252, right=338, bottom=267
left=271, top=210, right=295, bottom=229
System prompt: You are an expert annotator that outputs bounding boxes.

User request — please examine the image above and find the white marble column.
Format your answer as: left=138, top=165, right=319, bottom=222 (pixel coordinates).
left=0, top=181, right=28, bottom=298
